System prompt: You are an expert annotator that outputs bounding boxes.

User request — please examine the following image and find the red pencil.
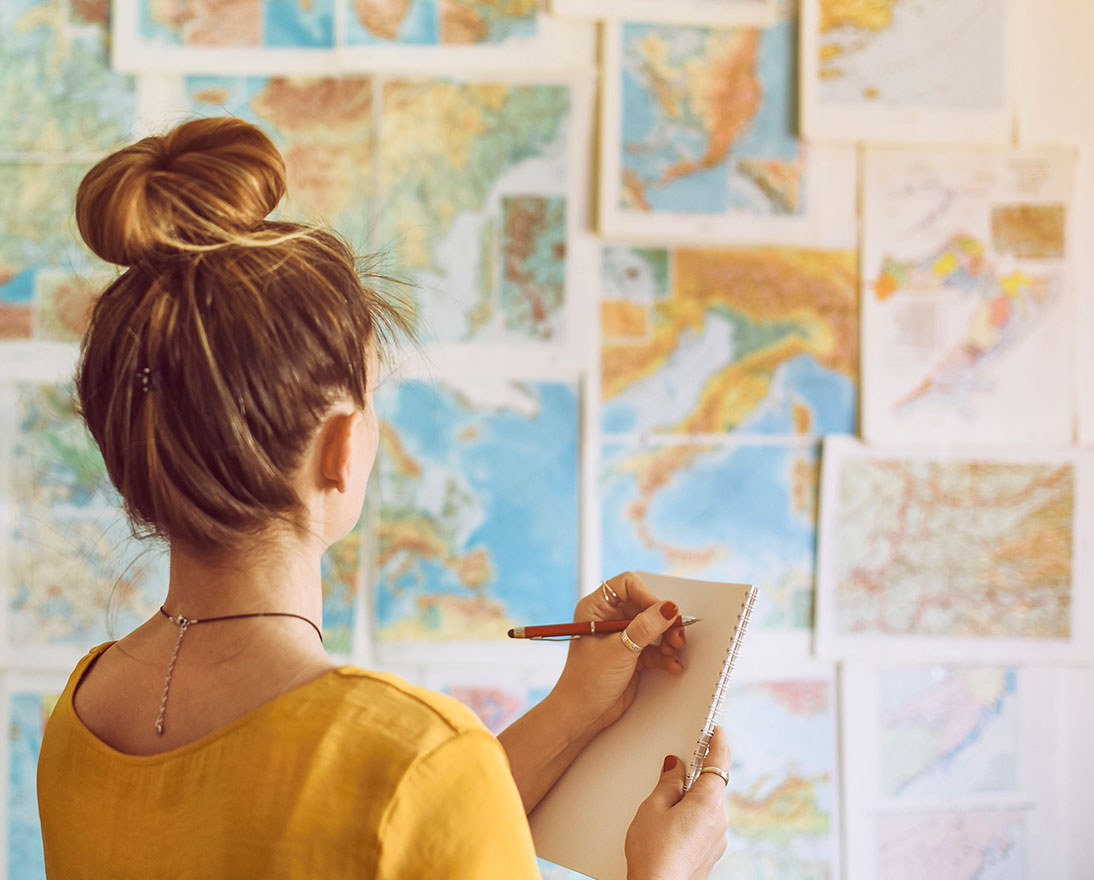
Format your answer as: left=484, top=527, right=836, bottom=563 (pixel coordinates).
left=507, top=616, right=700, bottom=640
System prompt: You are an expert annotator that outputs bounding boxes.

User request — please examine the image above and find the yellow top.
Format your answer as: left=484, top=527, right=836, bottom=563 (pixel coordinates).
left=37, top=644, right=541, bottom=879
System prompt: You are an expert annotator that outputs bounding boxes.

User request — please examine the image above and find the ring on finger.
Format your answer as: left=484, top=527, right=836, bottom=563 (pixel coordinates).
left=600, top=580, right=620, bottom=605
left=620, top=628, right=643, bottom=654
left=699, top=766, right=730, bottom=786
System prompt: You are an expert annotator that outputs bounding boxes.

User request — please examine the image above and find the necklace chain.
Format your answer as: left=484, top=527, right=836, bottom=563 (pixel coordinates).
left=154, top=606, right=323, bottom=736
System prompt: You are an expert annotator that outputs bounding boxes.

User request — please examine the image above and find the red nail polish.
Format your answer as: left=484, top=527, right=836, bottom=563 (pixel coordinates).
left=660, top=601, right=678, bottom=620
left=662, top=755, right=677, bottom=773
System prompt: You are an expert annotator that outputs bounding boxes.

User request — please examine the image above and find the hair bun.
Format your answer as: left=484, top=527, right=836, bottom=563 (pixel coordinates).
left=76, top=117, right=287, bottom=266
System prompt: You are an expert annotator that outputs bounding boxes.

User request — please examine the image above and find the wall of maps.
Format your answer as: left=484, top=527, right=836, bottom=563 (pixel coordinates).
left=1, top=0, right=1092, bottom=878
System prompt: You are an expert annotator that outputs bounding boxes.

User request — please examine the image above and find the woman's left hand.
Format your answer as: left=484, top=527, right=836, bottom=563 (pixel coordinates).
left=549, top=571, right=687, bottom=735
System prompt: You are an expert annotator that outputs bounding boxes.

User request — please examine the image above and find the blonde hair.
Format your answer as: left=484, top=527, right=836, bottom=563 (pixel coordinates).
left=75, top=116, right=412, bottom=553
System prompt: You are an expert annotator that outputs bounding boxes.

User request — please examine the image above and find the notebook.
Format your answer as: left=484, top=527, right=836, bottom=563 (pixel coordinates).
left=529, top=572, right=757, bottom=880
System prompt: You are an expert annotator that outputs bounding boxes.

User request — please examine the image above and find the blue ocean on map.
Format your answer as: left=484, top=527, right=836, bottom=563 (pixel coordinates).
left=620, top=19, right=799, bottom=215
left=600, top=441, right=816, bottom=630
left=8, top=694, right=46, bottom=880
left=376, top=380, right=579, bottom=636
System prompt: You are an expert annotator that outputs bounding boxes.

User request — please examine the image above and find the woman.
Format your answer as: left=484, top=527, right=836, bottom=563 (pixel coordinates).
left=36, top=116, right=731, bottom=878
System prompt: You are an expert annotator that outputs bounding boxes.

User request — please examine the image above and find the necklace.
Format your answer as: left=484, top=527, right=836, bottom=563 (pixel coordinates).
left=155, top=606, right=324, bottom=736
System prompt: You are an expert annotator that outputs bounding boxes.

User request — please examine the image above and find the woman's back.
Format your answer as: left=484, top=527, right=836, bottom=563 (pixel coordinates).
left=39, top=643, right=539, bottom=879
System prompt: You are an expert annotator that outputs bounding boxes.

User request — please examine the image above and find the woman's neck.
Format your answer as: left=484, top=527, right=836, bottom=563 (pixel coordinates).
left=162, top=536, right=325, bottom=630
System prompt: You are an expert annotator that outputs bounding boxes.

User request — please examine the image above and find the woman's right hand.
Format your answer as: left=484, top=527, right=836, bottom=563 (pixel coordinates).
left=624, top=725, right=731, bottom=880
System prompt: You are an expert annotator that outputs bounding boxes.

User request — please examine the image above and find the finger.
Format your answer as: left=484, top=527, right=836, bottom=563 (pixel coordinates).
left=607, top=571, right=660, bottom=614
left=646, top=753, right=686, bottom=809
left=624, top=599, right=680, bottom=650
left=689, top=725, right=732, bottom=803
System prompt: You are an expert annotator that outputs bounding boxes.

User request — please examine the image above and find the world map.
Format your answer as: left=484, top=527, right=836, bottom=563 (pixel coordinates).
left=815, top=0, right=1006, bottom=110
left=600, top=440, right=817, bottom=633
left=139, top=0, right=335, bottom=47
left=601, top=246, right=857, bottom=435
left=374, top=379, right=578, bottom=641
left=345, top=0, right=538, bottom=45
left=878, top=666, right=1019, bottom=798
left=833, top=457, right=1073, bottom=639
left=619, top=16, right=802, bottom=216
left=184, top=76, right=572, bottom=343
left=712, top=677, right=838, bottom=879
left=1, top=0, right=135, bottom=156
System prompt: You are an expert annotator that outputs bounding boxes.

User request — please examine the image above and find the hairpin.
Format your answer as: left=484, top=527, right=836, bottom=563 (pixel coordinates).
left=133, top=367, right=163, bottom=393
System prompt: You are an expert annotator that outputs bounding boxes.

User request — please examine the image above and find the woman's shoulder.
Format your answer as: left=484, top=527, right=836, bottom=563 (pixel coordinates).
left=286, top=665, right=492, bottom=756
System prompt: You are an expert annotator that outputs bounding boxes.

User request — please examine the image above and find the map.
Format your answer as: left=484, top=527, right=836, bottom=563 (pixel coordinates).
left=0, top=163, right=101, bottom=341
left=601, top=246, right=857, bottom=435
left=4, top=382, right=365, bottom=654
left=830, top=452, right=1074, bottom=641
left=861, top=147, right=1075, bottom=446
left=345, top=0, right=538, bottom=45
left=616, top=17, right=801, bottom=217
left=375, top=80, right=571, bottom=342
left=876, top=810, right=1028, bottom=880
left=138, top=0, right=335, bottom=47
left=441, top=679, right=549, bottom=734
left=8, top=688, right=57, bottom=880
left=711, top=675, right=839, bottom=879
left=181, top=75, right=573, bottom=344
left=0, top=0, right=135, bottom=157
left=802, top=0, right=1009, bottom=142
left=374, top=378, right=578, bottom=641
left=878, top=666, right=1019, bottom=798
left=600, top=440, right=817, bottom=632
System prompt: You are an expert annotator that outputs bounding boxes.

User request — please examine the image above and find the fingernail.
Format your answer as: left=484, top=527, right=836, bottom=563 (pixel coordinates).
left=662, top=755, right=677, bottom=773
left=660, top=601, right=678, bottom=620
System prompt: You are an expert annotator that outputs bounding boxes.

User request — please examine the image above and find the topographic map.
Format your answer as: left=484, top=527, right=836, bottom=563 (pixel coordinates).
left=832, top=454, right=1074, bottom=640
left=182, top=76, right=572, bottom=343
left=804, top=0, right=1009, bottom=141
left=616, top=14, right=801, bottom=217
left=861, top=147, right=1075, bottom=445
left=711, top=675, right=839, bottom=879
left=815, top=0, right=1004, bottom=108
left=345, top=0, right=538, bottom=45
left=1, top=0, right=135, bottom=156
left=139, top=0, right=336, bottom=47
left=600, top=440, right=817, bottom=633
left=2, top=382, right=364, bottom=654
left=878, top=666, right=1019, bottom=798
left=600, top=246, right=857, bottom=435
left=374, top=379, right=578, bottom=641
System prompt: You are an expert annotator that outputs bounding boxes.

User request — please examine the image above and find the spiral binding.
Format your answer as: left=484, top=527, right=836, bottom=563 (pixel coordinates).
left=684, top=585, right=758, bottom=791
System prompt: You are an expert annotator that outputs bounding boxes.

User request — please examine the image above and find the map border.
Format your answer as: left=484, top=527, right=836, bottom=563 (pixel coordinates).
left=550, top=0, right=775, bottom=27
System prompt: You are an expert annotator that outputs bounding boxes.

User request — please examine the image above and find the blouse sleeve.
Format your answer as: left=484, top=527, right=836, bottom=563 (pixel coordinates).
left=377, top=728, right=542, bottom=880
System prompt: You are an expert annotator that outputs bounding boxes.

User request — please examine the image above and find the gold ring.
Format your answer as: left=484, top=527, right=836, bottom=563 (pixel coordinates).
left=620, top=628, right=643, bottom=654
left=699, top=766, right=730, bottom=785
left=600, top=581, right=620, bottom=604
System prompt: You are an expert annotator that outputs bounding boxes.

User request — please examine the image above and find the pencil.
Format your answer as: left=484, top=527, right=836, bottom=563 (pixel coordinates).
left=508, top=616, right=700, bottom=640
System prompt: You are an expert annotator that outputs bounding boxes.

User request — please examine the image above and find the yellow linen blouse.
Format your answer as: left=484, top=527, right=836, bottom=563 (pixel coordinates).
left=37, top=644, right=541, bottom=879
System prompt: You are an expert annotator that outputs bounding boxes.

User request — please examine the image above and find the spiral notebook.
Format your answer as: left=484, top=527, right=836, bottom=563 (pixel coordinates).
left=529, top=573, right=758, bottom=880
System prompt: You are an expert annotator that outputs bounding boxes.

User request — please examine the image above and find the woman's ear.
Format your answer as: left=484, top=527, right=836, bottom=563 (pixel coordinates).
left=317, top=410, right=362, bottom=494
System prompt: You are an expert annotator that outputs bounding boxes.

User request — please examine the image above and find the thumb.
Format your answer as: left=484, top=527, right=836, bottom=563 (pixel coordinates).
left=625, top=599, right=680, bottom=649
left=646, top=753, right=687, bottom=809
